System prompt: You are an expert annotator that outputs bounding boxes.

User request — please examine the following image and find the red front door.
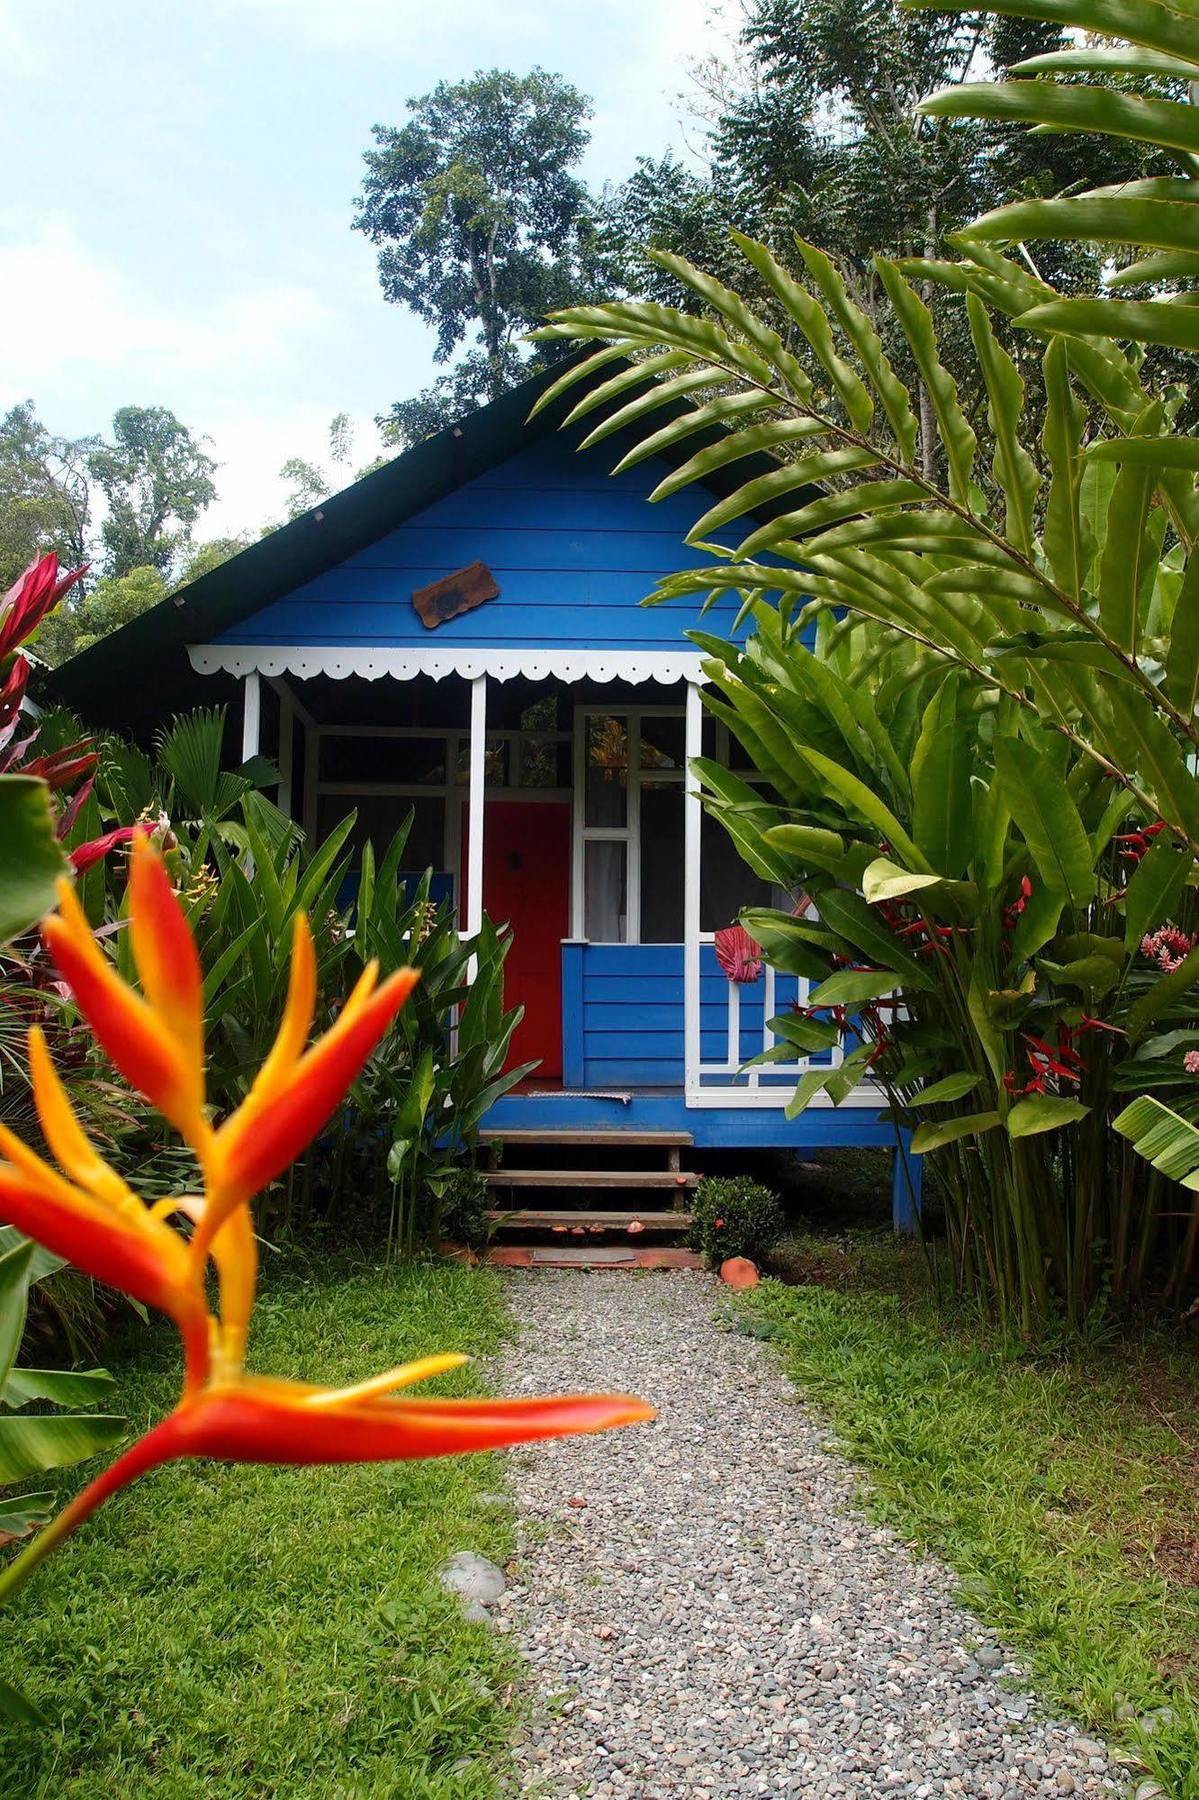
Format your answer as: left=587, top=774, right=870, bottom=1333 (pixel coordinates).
left=462, top=800, right=571, bottom=1077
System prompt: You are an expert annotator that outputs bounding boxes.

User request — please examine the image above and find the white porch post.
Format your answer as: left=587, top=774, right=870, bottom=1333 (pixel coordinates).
left=276, top=689, right=294, bottom=816
left=465, top=674, right=488, bottom=937
left=240, top=669, right=261, bottom=764
left=683, top=679, right=703, bottom=1099
left=302, top=725, right=319, bottom=843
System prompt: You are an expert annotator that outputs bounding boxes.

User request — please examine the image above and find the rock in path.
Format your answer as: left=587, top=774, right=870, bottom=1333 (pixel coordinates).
left=494, top=1270, right=1128, bottom=1799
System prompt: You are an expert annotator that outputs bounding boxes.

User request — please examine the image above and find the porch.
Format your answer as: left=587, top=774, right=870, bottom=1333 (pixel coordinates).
left=212, top=654, right=920, bottom=1229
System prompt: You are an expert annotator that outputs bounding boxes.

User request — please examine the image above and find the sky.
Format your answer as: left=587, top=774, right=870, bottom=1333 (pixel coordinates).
left=1, top=0, right=728, bottom=541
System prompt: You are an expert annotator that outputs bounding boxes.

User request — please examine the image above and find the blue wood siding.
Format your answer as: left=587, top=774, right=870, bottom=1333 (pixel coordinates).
left=218, top=436, right=760, bottom=651
left=563, top=943, right=810, bottom=1088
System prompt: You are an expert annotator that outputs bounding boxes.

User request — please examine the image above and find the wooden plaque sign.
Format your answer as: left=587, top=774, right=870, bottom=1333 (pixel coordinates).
left=412, top=560, right=499, bottom=629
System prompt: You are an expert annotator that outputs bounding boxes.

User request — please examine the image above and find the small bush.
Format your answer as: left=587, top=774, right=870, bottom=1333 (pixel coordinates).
left=437, top=1165, right=491, bottom=1252
left=688, top=1175, right=785, bottom=1267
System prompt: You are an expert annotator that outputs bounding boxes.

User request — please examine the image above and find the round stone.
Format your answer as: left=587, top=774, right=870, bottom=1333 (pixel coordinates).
left=437, top=1550, right=507, bottom=1607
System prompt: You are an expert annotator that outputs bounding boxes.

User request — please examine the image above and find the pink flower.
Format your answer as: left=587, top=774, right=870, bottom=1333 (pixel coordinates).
left=1142, top=924, right=1195, bottom=974
left=1185, top=1050, right=1199, bottom=1076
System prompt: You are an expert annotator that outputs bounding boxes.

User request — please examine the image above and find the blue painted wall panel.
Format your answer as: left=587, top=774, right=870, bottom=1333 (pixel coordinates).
left=567, top=942, right=804, bottom=1088
left=218, top=436, right=762, bottom=651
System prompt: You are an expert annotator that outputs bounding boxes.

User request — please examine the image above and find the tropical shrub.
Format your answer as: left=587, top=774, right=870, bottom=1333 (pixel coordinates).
left=528, top=48, right=1199, bottom=1327
left=436, top=1166, right=491, bottom=1254
left=689, top=1174, right=785, bottom=1268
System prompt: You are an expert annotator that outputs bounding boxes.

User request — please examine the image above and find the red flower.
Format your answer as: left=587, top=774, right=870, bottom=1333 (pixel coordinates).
left=0, top=840, right=654, bottom=1608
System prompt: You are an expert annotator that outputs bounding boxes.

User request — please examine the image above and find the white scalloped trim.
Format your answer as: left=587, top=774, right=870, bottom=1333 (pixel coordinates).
left=187, top=643, right=708, bottom=685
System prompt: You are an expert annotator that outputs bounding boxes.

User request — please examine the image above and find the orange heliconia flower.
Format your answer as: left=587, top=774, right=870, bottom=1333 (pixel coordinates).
left=0, top=840, right=652, bottom=1603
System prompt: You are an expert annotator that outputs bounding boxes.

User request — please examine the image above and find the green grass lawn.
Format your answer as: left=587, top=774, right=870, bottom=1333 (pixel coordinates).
left=750, top=1234, right=1199, bottom=1799
left=2, top=1258, right=521, bottom=1800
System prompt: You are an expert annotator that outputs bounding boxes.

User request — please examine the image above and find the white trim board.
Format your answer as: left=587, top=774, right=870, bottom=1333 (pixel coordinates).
left=189, top=644, right=708, bottom=686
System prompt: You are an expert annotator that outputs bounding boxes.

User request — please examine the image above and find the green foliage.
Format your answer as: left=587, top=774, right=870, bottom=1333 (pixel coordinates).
left=745, top=1265, right=1199, bottom=1797
left=33, top=564, right=167, bottom=667
left=87, top=405, right=217, bottom=579
left=355, top=68, right=610, bottom=442
left=688, top=1174, right=785, bottom=1267
left=0, top=779, right=67, bottom=947
left=0, top=403, right=93, bottom=592
left=0, top=1231, right=124, bottom=1725
left=0, top=1258, right=520, bottom=1790
left=437, top=1166, right=491, bottom=1254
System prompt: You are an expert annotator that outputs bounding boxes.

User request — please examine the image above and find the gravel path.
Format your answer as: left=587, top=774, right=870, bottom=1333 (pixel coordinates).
left=493, top=1270, right=1129, bottom=1800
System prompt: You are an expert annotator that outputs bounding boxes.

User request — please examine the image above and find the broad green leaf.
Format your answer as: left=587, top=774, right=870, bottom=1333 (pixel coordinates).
left=3, top=1366, right=117, bottom=1408
left=733, top=480, right=927, bottom=559
left=760, top=824, right=848, bottom=870
left=1097, top=413, right=1161, bottom=656
left=1165, top=550, right=1199, bottom=720
left=731, top=231, right=873, bottom=431
left=0, top=1227, right=65, bottom=1285
left=792, top=744, right=933, bottom=874
left=526, top=341, right=641, bottom=419
left=1012, top=47, right=1199, bottom=79
left=1099, top=678, right=1199, bottom=844
left=1109, top=250, right=1199, bottom=289
left=1123, top=835, right=1192, bottom=952
left=816, top=887, right=938, bottom=988
left=807, top=970, right=897, bottom=1009
left=908, top=1072, right=983, bottom=1107
left=0, top=1490, right=55, bottom=1542
left=1024, top=298, right=1199, bottom=354
left=795, top=238, right=920, bottom=462
left=912, top=705, right=975, bottom=879
left=1040, top=340, right=1092, bottom=601
left=0, top=1412, right=127, bottom=1483
left=965, top=183, right=1199, bottom=254
left=862, top=858, right=944, bottom=903
left=0, top=777, right=70, bottom=945
left=578, top=366, right=731, bottom=450
left=1128, top=942, right=1199, bottom=1040
left=967, top=292, right=1038, bottom=556
left=1037, top=953, right=1122, bottom=996
left=648, top=419, right=827, bottom=502
left=1089, top=436, right=1199, bottom=470
left=766, top=1011, right=842, bottom=1051
left=0, top=1676, right=46, bottom=1726
left=995, top=737, right=1096, bottom=907
left=684, top=448, right=879, bottom=545
left=559, top=349, right=693, bottom=427
left=922, top=80, right=1199, bottom=159
left=1006, top=1095, right=1090, bottom=1137
left=876, top=260, right=977, bottom=504
left=1114, top=1094, right=1199, bottom=1189
left=911, top=1112, right=1001, bottom=1153
left=785, top=1066, right=842, bottom=1120
left=0, top=1237, right=34, bottom=1389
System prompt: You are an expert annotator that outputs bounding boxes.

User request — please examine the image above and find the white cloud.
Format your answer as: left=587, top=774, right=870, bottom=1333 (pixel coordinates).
left=0, top=219, right=332, bottom=402
left=201, top=405, right=386, bottom=540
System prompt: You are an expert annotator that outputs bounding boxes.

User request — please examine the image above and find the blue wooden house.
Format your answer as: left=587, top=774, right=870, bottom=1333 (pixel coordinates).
left=53, top=363, right=918, bottom=1231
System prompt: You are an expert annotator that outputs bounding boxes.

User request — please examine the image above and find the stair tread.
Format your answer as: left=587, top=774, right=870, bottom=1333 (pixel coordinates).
left=483, top=1168, right=699, bottom=1188
left=487, top=1208, right=693, bottom=1228
left=479, top=1129, right=692, bottom=1146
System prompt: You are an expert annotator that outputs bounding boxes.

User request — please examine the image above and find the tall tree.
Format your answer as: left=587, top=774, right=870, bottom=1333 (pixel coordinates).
left=88, top=405, right=217, bottom=578
left=355, top=68, right=609, bottom=445
left=0, top=402, right=95, bottom=590
left=602, top=0, right=1168, bottom=472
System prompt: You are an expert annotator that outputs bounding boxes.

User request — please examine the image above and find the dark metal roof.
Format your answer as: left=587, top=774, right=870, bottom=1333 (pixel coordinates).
left=47, top=353, right=803, bottom=731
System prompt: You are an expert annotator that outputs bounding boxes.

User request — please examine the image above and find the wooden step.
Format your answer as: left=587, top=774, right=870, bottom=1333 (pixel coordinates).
left=483, top=1168, right=699, bottom=1190
left=489, top=1245, right=704, bottom=1270
left=487, top=1208, right=693, bottom=1230
left=478, top=1129, right=692, bottom=1146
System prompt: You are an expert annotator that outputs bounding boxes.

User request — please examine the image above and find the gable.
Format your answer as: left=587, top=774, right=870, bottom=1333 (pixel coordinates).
left=215, top=434, right=755, bottom=654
